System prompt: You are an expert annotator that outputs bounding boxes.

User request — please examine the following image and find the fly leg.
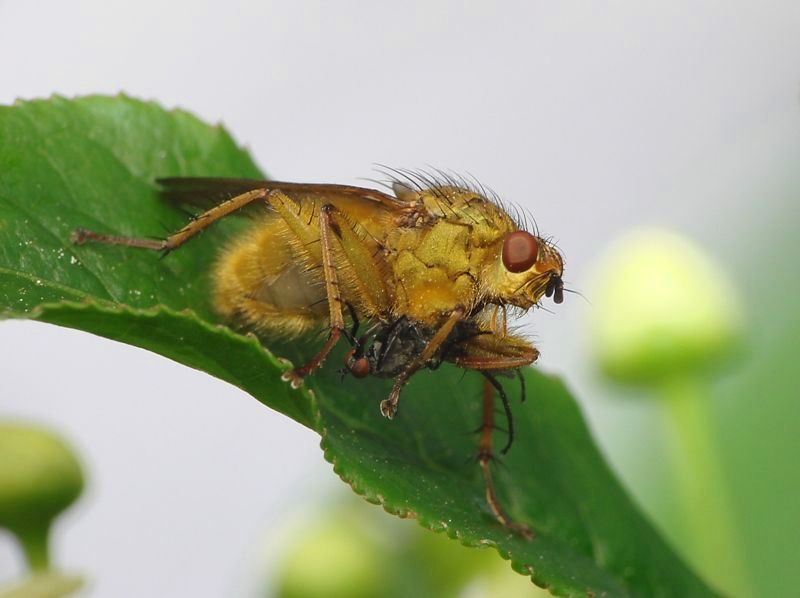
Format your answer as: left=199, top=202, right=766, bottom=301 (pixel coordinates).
left=281, top=200, right=392, bottom=386
left=282, top=204, right=346, bottom=387
left=450, top=328, right=538, bottom=536
left=482, top=371, right=516, bottom=455
left=478, top=375, right=533, bottom=539
left=454, top=329, right=539, bottom=371
left=379, top=306, right=465, bottom=419
left=72, top=188, right=269, bottom=253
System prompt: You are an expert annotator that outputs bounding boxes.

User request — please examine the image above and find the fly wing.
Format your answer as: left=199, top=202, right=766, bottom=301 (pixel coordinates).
left=157, top=177, right=406, bottom=218
left=157, top=177, right=269, bottom=210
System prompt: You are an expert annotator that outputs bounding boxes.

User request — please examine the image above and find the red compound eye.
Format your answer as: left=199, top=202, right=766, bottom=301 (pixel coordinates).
left=350, top=357, right=370, bottom=378
left=502, top=231, right=539, bottom=273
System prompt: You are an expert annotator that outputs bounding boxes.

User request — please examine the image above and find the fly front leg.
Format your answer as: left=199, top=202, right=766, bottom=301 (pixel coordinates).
left=451, top=329, right=537, bottom=536
left=453, top=330, right=537, bottom=454
left=454, top=329, right=539, bottom=371
left=478, top=376, right=533, bottom=539
left=72, top=188, right=269, bottom=253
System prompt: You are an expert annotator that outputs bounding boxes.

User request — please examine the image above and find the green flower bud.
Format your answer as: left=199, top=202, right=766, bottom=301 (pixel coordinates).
left=589, top=229, right=743, bottom=386
left=0, top=571, right=83, bottom=597
left=0, top=423, right=84, bottom=571
left=277, top=513, right=386, bottom=598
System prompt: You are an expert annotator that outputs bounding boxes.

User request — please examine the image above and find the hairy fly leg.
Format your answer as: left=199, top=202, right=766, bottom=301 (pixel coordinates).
left=72, top=188, right=269, bottom=254
left=477, top=375, right=533, bottom=539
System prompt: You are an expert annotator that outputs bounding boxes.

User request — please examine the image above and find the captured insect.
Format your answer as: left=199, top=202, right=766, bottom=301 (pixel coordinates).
left=72, top=168, right=565, bottom=536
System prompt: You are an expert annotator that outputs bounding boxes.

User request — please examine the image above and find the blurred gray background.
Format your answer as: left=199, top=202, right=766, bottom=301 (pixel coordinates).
left=2, top=1, right=799, bottom=596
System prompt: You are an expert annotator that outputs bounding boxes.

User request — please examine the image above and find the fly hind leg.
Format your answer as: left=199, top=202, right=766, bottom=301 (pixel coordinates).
left=72, top=188, right=269, bottom=253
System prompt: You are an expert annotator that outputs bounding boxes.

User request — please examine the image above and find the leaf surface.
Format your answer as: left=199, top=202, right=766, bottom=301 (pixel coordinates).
left=0, top=96, right=715, bottom=597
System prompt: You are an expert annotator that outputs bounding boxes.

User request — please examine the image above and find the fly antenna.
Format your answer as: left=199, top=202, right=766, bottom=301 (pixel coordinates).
left=563, top=287, right=591, bottom=305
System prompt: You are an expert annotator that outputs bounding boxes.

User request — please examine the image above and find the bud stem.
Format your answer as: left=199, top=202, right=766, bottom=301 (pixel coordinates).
left=17, top=523, right=51, bottom=572
left=661, top=376, right=752, bottom=596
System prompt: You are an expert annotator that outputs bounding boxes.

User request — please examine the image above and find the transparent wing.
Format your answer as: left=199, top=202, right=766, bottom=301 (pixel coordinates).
left=157, top=177, right=405, bottom=218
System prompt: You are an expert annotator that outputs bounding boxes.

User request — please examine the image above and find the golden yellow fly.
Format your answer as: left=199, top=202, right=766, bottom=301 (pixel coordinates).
left=72, top=168, right=565, bottom=537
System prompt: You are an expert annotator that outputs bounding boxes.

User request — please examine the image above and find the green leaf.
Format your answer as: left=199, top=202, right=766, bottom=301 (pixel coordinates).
left=0, top=96, right=715, bottom=597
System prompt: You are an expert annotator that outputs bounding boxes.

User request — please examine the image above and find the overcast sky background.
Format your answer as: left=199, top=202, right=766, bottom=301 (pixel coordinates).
left=2, top=2, right=799, bottom=596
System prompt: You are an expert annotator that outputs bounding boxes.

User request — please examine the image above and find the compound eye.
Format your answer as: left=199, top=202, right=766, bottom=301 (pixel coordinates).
left=350, top=357, right=370, bottom=378
left=502, top=231, right=539, bottom=273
